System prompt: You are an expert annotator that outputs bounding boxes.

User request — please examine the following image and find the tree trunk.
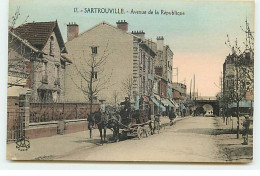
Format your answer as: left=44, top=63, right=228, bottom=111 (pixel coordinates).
left=236, top=101, right=240, bottom=139
left=90, top=65, right=94, bottom=115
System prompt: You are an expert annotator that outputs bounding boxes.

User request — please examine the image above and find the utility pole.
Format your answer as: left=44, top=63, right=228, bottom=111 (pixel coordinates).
left=193, top=74, right=196, bottom=100
left=220, top=72, right=225, bottom=122
left=190, top=79, right=192, bottom=100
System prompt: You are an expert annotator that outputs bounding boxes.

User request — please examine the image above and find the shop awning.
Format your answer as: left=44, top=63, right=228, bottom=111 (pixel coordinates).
left=169, top=99, right=179, bottom=108
left=151, top=97, right=166, bottom=112
left=154, top=94, right=168, bottom=106
left=165, top=98, right=174, bottom=107
left=160, top=98, right=169, bottom=107
left=228, top=100, right=254, bottom=108
left=180, top=103, right=186, bottom=110
left=168, top=88, right=173, bottom=97
left=142, top=95, right=154, bottom=105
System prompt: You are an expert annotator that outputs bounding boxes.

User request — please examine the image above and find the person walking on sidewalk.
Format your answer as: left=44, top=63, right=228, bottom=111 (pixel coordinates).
left=169, top=109, right=176, bottom=126
left=153, top=113, right=161, bottom=134
left=242, top=115, right=250, bottom=145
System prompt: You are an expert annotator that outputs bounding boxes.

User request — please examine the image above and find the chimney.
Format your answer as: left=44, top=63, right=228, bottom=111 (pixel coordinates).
left=67, top=22, right=79, bottom=42
left=131, top=30, right=145, bottom=41
left=157, top=36, right=164, bottom=51
left=116, top=20, right=128, bottom=31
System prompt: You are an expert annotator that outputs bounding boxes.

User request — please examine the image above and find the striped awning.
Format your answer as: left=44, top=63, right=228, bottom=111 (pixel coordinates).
left=151, top=97, right=166, bottom=112
left=165, top=98, right=174, bottom=107
left=142, top=95, right=154, bottom=105
left=228, top=100, right=254, bottom=108
left=169, top=99, right=179, bottom=108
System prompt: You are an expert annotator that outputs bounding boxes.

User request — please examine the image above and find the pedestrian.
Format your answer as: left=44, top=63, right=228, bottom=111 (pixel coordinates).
left=169, top=109, right=176, bottom=126
left=242, top=115, right=250, bottom=145
left=182, top=109, right=186, bottom=117
left=87, top=112, right=95, bottom=139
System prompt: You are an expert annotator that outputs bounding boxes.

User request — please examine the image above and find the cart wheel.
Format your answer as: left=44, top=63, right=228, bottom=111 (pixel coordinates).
left=122, top=131, right=127, bottom=140
left=137, top=126, right=142, bottom=139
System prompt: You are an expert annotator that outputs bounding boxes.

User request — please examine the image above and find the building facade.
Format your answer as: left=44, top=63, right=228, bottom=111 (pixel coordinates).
left=144, top=37, right=174, bottom=92
left=10, top=21, right=71, bottom=103
left=64, top=21, right=155, bottom=107
left=222, top=50, right=254, bottom=115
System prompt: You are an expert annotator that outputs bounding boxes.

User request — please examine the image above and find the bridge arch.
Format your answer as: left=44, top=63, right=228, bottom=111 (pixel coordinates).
left=194, top=98, right=219, bottom=116
left=203, top=104, right=214, bottom=116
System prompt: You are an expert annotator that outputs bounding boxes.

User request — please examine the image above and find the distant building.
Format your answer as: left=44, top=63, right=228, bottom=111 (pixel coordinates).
left=222, top=49, right=254, bottom=115
left=9, top=21, right=71, bottom=102
left=172, top=82, right=187, bottom=101
left=144, top=36, right=174, bottom=98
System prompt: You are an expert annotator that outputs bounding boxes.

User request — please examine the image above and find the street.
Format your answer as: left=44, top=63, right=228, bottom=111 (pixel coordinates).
left=6, top=116, right=253, bottom=162
left=57, top=116, right=225, bottom=162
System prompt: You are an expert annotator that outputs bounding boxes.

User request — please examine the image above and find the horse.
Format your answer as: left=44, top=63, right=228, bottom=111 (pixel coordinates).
left=107, top=111, right=122, bottom=142
left=89, top=107, right=122, bottom=144
left=89, top=110, right=109, bottom=145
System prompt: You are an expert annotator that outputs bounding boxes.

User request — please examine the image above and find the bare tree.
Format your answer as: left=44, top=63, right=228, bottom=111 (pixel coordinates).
left=224, top=19, right=254, bottom=139
left=121, top=75, right=133, bottom=102
left=112, top=90, right=120, bottom=107
left=68, top=42, right=112, bottom=115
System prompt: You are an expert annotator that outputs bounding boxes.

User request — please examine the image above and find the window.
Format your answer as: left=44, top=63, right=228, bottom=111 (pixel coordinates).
left=148, top=58, right=151, bottom=74
left=57, top=92, right=60, bottom=102
left=55, top=65, right=60, bottom=85
left=57, top=66, right=60, bottom=78
left=143, top=53, right=146, bottom=72
left=143, top=76, right=146, bottom=94
left=43, top=62, right=47, bottom=75
left=50, top=36, right=54, bottom=56
left=91, top=46, right=97, bottom=54
left=139, top=50, right=142, bottom=64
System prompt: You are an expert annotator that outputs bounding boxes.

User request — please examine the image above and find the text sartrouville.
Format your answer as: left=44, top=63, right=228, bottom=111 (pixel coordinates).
left=83, top=8, right=125, bottom=14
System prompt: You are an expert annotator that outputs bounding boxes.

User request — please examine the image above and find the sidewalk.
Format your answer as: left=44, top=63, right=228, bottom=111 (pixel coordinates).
left=214, top=116, right=253, bottom=162
left=6, top=115, right=189, bottom=160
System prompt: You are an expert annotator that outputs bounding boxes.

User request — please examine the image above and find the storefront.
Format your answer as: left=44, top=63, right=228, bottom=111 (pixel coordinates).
left=150, top=97, right=166, bottom=115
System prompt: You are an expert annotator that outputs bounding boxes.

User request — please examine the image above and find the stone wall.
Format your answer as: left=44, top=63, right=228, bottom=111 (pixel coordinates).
left=25, top=120, right=89, bottom=139
left=7, top=99, right=100, bottom=140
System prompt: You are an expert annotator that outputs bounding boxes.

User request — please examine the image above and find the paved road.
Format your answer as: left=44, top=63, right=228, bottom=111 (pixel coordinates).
left=58, top=116, right=225, bottom=162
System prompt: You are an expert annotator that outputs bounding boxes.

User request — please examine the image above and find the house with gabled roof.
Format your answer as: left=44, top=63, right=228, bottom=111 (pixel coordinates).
left=8, top=21, right=71, bottom=102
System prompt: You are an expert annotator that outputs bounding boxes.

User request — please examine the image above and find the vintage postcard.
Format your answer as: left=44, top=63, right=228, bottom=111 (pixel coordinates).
left=6, top=0, right=254, bottom=163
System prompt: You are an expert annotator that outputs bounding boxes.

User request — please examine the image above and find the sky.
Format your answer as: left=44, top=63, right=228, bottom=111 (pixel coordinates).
left=9, top=0, right=255, bottom=96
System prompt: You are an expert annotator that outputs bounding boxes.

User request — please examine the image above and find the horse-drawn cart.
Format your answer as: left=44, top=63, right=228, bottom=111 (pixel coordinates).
left=119, top=120, right=152, bottom=139
left=89, top=104, right=160, bottom=144
left=118, top=109, right=158, bottom=140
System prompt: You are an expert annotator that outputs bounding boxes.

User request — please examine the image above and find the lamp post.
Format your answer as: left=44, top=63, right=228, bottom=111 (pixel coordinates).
left=158, top=78, right=161, bottom=115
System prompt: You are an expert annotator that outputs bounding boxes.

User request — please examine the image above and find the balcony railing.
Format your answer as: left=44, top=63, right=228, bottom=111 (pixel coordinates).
left=42, top=75, right=48, bottom=84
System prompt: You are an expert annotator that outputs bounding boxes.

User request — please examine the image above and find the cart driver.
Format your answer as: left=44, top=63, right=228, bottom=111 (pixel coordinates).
left=121, top=97, right=131, bottom=118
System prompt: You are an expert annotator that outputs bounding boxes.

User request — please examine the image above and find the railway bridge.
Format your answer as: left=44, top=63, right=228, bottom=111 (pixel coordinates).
left=194, top=97, right=219, bottom=116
